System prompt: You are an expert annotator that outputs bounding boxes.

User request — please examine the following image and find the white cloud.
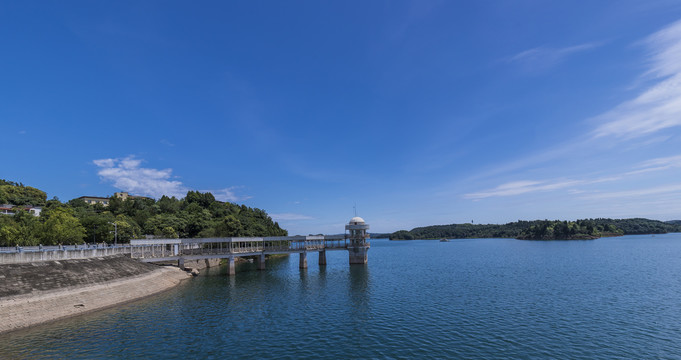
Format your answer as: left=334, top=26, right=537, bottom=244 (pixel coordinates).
left=586, top=183, right=681, bottom=200
left=94, top=156, right=184, bottom=199
left=463, top=20, right=681, bottom=206
left=93, top=156, right=248, bottom=201
left=508, top=42, right=600, bottom=70
left=464, top=179, right=583, bottom=199
left=464, top=174, right=630, bottom=200
left=464, top=153, right=681, bottom=200
left=646, top=18, right=681, bottom=78
left=93, top=158, right=115, bottom=168
left=201, top=187, right=250, bottom=203
left=269, top=213, right=315, bottom=221
left=593, top=19, right=681, bottom=138
left=160, top=139, right=174, bottom=147
left=627, top=154, right=681, bottom=175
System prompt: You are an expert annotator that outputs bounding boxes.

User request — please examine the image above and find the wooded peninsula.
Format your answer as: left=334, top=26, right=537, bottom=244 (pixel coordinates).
left=390, top=218, right=681, bottom=241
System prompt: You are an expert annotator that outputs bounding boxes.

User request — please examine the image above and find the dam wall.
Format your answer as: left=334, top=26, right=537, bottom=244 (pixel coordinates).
left=0, top=255, right=189, bottom=334
left=0, top=246, right=131, bottom=265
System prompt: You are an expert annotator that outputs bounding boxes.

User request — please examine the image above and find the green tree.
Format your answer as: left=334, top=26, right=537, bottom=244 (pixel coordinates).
left=145, top=214, right=187, bottom=237
left=38, top=207, right=86, bottom=245
left=113, top=214, right=142, bottom=242
left=5, top=210, right=41, bottom=246
left=181, top=203, right=212, bottom=237
left=184, top=191, right=215, bottom=208
left=79, top=212, right=115, bottom=243
left=0, top=183, right=47, bottom=206
left=157, top=195, right=181, bottom=214
left=215, top=215, right=244, bottom=237
left=160, top=226, right=179, bottom=238
left=0, top=215, right=21, bottom=246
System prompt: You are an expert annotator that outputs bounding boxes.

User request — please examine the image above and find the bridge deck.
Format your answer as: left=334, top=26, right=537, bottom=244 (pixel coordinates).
left=130, top=235, right=360, bottom=262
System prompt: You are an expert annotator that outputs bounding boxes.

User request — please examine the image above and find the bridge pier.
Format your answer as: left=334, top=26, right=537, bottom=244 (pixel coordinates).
left=256, top=254, right=266, bottom=270
left=178, top=258, right=185, bottom=270
left=348, top=246, right=369, bottom=264
left=318, top=250, right=326, bottom=266
left=299, top=252, right=307, bottom=269
left=227, top=256, right=236, bottom=276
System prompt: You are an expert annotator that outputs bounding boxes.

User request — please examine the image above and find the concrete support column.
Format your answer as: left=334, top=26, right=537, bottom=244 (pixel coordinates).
left=299, top=252, right=308, bottom=269
left=178, top=258, right=185, bottom=270
left=318, top=250, right=327, bottom=266
left=257, top=254, right=266, bottom=270
left=227, top=256, right=236, bottom=276
left=348, top=246, right=369, bottom=265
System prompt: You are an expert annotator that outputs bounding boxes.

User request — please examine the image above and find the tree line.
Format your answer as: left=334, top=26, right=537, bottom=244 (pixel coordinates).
left=517, top=220, right=622, bottom=240
left=390, top=218, right=681, bottom=240
left=0, top=180, right=287, bottom=247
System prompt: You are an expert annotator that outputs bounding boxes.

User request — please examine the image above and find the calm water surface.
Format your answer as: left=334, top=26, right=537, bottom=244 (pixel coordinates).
left=2, top=234, right=681, bottom=359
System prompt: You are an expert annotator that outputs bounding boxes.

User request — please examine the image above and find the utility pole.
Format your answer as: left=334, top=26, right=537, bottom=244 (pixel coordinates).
left=109, top=222, right=118, bottom=246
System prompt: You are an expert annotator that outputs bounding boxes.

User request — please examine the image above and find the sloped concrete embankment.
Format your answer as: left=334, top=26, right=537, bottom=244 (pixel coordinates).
left=0, top=255, right=190, bottom=334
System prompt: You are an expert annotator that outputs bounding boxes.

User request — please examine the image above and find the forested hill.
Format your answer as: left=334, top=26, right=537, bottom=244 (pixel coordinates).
left=0, top=179, right=47, bottom=206
left=0, top=179, right=287, bottom=246
left=390, top=218, right=681, bottom=240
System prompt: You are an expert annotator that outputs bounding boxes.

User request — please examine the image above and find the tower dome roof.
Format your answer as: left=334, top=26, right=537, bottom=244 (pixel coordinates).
left=349, top=216, right=365, bottom=224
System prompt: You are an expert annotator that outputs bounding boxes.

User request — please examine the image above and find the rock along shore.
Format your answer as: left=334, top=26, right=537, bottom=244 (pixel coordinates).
left=0, top=255, right=190, bottom=334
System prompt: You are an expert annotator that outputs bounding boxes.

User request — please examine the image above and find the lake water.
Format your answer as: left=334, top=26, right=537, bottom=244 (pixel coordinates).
left=2, top=234, right=681, bottom=359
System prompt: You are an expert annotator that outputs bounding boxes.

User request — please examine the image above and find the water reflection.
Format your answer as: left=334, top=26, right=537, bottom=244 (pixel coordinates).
left=318, top=265, right=327, bottom=288
left=348, top=264, right=370, bottom=316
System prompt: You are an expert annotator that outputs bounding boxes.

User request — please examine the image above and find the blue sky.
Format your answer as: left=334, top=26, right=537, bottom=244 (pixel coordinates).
left=3, top=1, right=681, bottom=235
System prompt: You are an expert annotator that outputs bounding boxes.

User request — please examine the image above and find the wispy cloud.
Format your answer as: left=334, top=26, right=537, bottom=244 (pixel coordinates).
left=586, top=183, right=681, bottom=200
left=627, top=154, right=681, bottom=175
left=201, top=187, right=249, bottom=203
left=507, top=42, right=600, bottom=70
left=464, top=152, right=681, bottom=200
left=160, top=139, right=174, bottom=147
left=466, top=20, right=681, bottom=204
left=93, top=156, right=248, bottom=201
left=269, top=213, right=314, bottom=221
left=464, top=179, right=584, bottom=199
left=593, top=19, right=681, bottom=138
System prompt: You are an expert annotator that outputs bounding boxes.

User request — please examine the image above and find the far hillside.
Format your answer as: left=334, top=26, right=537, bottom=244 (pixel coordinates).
left=390, top=218, right=681, bottom=241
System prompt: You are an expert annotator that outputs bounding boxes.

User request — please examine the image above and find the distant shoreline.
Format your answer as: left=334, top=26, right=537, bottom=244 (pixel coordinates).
left=389, top=232, right=676, bottom=241
left=389, top=218, right=681, bottom=241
